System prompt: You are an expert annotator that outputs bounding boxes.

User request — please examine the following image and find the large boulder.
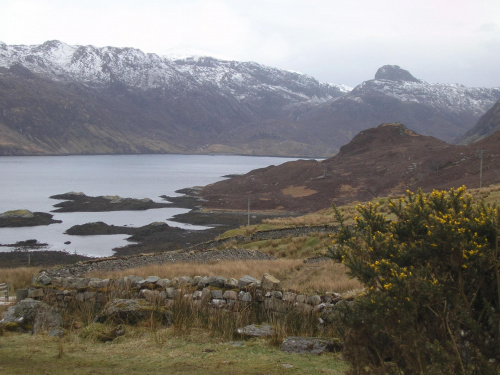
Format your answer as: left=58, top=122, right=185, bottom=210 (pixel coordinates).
left=0, top=298, right=63, bottom=337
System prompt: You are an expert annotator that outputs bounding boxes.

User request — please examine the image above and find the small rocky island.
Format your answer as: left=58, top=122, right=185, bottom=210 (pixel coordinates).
left=0, top=209, right=62, bottom=227
left=50, top=192, right=169, bottom=212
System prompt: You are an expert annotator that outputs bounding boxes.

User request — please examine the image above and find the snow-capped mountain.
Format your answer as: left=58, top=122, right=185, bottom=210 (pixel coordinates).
left=0, top=40, right=350, bottom=156
left=0, top=40, right=346, bottom=103
left=0, top=42, right=498, bottom=157
left=353, top=65, right=498, bottom=118
left=293, top=65, right=500, bottom=150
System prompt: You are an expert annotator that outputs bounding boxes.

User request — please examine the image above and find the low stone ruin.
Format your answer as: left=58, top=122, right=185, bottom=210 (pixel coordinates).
left=2, top=271, right=350, bottom=354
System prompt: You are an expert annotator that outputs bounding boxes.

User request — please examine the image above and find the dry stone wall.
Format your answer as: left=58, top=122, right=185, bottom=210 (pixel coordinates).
left=25, top=271, right=346, bottom=327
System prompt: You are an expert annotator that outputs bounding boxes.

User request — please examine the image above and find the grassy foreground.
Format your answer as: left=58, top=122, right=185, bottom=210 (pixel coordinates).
left=0, top=328, right=347, bottom=375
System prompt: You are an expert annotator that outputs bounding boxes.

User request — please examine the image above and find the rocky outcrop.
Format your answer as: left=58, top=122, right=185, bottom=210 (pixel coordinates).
left=374, top=65, right=420, bottom=82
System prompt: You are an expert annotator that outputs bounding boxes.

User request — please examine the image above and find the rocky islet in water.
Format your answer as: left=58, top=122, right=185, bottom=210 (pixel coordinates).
left=0, top=209, right=62, bottom=227
left=50, top=192, right=170, bottom=212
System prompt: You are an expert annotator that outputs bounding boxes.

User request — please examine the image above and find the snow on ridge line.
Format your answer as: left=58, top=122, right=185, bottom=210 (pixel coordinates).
left=0, top=41, right=346, bottom=97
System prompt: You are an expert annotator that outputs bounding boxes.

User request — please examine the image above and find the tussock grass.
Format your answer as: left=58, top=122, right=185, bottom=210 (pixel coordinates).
left=0, top=266, right=41, bottom=294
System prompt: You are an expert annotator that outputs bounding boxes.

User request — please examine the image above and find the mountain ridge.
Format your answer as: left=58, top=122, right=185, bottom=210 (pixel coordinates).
left=0, top=41, right=499, bottom=157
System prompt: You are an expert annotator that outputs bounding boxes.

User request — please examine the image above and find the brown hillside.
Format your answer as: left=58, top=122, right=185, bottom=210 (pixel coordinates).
left=193, top=123, right=500, bottom=213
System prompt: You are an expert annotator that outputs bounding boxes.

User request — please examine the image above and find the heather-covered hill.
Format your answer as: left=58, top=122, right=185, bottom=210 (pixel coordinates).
left=188, top=123, right=500, bottom=213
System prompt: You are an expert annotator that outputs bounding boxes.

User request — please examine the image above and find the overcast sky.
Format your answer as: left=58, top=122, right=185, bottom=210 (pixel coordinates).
left=1, top=0, right=499, bottom=88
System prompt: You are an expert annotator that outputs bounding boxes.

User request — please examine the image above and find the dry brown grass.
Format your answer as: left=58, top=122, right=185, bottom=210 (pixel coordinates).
left=84, top=258, right=361, bottom=295
left=85, top=259, right=300, bottom=281
left=282, top=261, right=363, bottom=294
left=0, top=266, right=41, bottom=294
left=281, top=185, right=318, bottom=198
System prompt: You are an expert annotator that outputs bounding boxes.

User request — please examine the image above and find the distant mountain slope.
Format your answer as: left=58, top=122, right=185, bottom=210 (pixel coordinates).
left=456, top=100, right=500, bottom=144
left=191, top=123, right=500, bottom=213
left=0, top=40, right=346, bottom=156
left=0, top=42, right=499, bottom=156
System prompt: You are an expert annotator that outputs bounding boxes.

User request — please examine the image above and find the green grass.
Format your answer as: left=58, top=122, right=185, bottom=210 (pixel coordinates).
left=0, top=328, right=348, bottom=375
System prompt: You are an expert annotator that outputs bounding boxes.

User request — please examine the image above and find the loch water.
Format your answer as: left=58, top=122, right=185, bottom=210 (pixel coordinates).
left=0, top=154, right=297, bottom=257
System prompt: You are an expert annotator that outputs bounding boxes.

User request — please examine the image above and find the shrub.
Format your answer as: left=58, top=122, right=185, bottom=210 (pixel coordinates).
left=331, top=187, right=500, bottom=374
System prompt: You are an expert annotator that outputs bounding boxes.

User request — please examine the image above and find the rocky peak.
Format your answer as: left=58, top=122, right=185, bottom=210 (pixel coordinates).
left=375, top=65, right=420, bottom=82
left=337, top=122, right=426, bottom=157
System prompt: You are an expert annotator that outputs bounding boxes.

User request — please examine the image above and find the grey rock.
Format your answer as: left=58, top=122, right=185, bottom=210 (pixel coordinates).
left=156, top=278, right=170, bottom=288
left=36, top=272, right=52, bottom=286
left=197, top=276, right=212, bottom=289
left=88, top=278, right=107, bottom=289
left=143, top=276, right=160, bottom=284
left=192, top=290, right=203, bottom=300
left=307, top=295, right=322, bottom=306
left=211, top=290, right=223, bottom=299
left=33, top=304, right=64, bottom=337
left=238, top=291, right=252, bottom=302
left=261, top=273, right=280, bottom=290
left=237, top=324, right=274, bottom=337
left=224, top=278, right=238, bottom=289
left=272, top=291, right=283, bottom=299
left=296, top=294, right=307, bottom=303
left=178, top=276, right=192, bottom=286
left=28, top=288, right=44, bottom=299
left=126, top=275, right=144, bottom=287
left=209, top=276, right=226, bottom=288
left=62, top=277, right=90, bottom=290
left=238, top=275, right=259, bottom=289
left=223, top=290, right=238, bottom=301
left=165, top=287, right=178, bottom=299
left=1, top=298, right=63, bottom=337
left=283, top=292, right=297, bottom=302
left=191, top=276, right=202, bottom=286
left=211, top=299, right=226, bottom=308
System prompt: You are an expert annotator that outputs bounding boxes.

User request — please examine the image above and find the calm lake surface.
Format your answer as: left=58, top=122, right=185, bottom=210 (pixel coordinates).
left=0, top=154, right=297, bottom=257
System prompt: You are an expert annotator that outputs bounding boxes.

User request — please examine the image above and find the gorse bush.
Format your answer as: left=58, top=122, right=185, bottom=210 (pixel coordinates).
left=331, top=187, right=500, bottom=375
